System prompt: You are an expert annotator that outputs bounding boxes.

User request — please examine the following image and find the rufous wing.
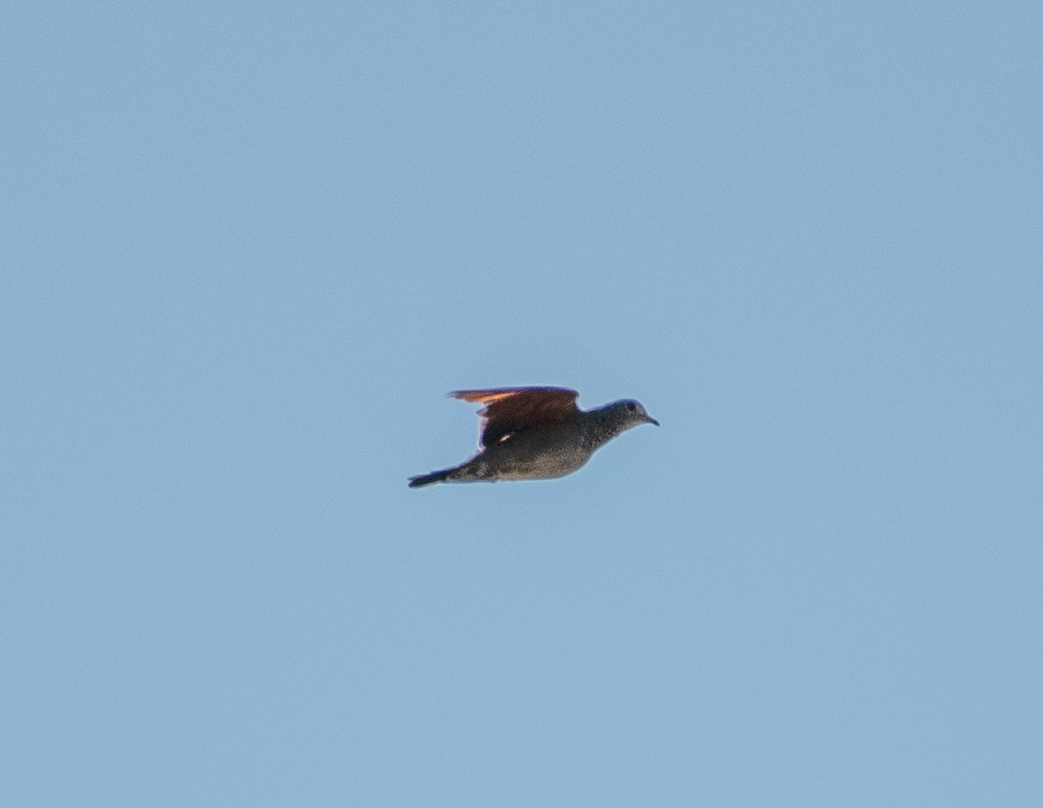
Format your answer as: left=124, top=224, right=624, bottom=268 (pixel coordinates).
left=451, top=387, right=580, bottom=447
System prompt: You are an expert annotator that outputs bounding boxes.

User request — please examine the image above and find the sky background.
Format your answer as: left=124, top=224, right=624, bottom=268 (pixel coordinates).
left=3, top=1, right=1041, bottom=806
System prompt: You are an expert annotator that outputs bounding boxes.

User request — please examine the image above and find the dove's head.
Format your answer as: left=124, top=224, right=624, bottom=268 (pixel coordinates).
left=603, top=399, right=660, bottom=430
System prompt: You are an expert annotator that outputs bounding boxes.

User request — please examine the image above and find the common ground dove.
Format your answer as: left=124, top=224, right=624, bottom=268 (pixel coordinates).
left=408, top=386, right=658, bottom=487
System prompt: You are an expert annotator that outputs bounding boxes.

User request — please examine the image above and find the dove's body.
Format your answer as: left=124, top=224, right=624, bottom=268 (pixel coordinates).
left=409, top=388, right=658, bottom=487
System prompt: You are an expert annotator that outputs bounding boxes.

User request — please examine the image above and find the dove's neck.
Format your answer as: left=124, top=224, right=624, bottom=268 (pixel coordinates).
left=579, top=406, right=632, bottom=450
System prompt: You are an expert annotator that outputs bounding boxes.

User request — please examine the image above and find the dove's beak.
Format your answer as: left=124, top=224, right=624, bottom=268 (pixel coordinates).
left=644, top=415, right=660, bottom=426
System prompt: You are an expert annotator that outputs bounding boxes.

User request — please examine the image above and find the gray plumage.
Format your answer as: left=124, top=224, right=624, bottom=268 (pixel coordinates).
left=409, top=386, right=658, bottom=487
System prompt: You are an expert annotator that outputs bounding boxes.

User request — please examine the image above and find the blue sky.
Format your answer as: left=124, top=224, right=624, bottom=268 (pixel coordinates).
left=3, top=1, right=1041, bottom=805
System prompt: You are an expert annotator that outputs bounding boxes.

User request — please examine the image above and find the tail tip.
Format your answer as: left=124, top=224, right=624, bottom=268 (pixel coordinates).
left=408, top=471, right=445, bottom=488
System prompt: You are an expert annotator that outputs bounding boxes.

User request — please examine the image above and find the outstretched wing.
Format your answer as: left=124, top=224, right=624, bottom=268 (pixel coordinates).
left=451, top=387, right=580, bottom=448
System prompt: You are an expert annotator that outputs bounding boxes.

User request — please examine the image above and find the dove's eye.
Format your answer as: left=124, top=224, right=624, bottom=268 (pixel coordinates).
left=626, top=403, right=637, bottom=412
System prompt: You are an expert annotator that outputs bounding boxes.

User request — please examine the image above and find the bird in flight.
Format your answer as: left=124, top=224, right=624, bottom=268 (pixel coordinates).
left=409, top=386, right=658, bottom=487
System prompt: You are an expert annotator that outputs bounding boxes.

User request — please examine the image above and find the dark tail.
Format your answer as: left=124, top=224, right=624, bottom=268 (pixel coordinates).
left=408, top=469, right=452, bottom=488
